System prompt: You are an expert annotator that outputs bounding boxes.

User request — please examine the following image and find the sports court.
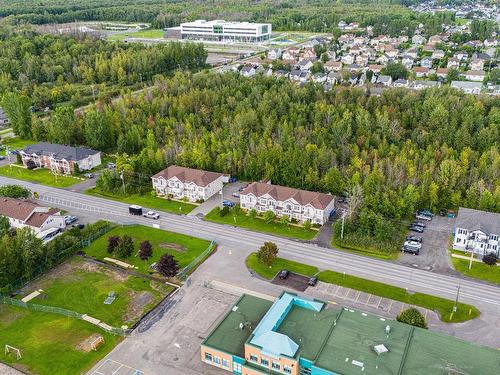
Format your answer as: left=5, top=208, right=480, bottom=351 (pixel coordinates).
left=91, top=359, right=145, bottom=375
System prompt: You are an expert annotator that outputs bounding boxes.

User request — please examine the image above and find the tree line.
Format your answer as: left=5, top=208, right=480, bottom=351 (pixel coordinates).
left=0, top=26, right=207, bottom=109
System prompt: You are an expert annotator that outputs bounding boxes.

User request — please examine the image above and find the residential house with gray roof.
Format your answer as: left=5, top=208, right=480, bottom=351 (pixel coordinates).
left=453, top=207, right=500, bottom=257
left=21, top=142, right=101, bottom=175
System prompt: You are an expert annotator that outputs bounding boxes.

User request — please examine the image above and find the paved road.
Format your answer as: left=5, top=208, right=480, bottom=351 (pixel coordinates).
left=1, top=175, right=499, bottom=311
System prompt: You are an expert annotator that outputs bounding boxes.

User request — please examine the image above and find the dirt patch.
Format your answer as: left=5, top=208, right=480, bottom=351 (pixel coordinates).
left=76, top=333, right=105, bottom=352
left=159, top=243, right=186, bottom=252
left=123, top=291, right=153, bottom=324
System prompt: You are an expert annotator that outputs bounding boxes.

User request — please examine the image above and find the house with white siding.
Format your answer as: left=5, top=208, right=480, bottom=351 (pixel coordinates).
left=453, top=207, right=500, bottom=257
left=0, top=197, right=65, bottom=235
left=151, top=165, right=227, bottom=202
left=239, top=182, right=335, bottom=225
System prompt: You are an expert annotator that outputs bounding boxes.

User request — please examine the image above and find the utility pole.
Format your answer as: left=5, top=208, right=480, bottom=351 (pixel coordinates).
left=453, top=282, right=461, bottom=313
left=468, top=249, right=474, bottom=270
left=120, top=169, right=126, bottom=194
left=341, top=213, right=345, bottom=239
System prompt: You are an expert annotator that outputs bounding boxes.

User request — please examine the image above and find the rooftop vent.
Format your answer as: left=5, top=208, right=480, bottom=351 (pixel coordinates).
left=374, top=344, right=389, bottom=355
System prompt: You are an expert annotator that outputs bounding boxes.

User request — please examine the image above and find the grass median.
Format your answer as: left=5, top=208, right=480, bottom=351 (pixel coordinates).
left=245, top=253, right=480, bottom=323
left=205, top=207, right=318, bottom=240
left=85, top=188, right=196, bottom=214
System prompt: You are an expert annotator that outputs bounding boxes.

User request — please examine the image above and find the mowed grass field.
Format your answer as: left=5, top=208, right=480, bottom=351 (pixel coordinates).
left=0, top=165, right=81, bottom=187
left=86, top=188, right=197, bottom=214
left=83, top=225, right=212, bottom=274
left=452, top=257, right=500, bottom=285
left=0, top=304, right=122, bottom=375
left=205, top=207, right=318, bottom=240
left=107, top=28, right=164, bottom=41
left=0, top=137, right=35, bottom=156
left=17, top=257, right=173, bottom=327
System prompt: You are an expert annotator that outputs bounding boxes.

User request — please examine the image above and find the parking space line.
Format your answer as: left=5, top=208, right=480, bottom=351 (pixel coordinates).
left=355, top=291, right=361, bottom=302
left=376, top=297, right=383, bottom=308
left=400, top=303, right=406, bottom=313
left=387, top=300, right=393, bottom=312
left=366, top=294, right=373, bottom=305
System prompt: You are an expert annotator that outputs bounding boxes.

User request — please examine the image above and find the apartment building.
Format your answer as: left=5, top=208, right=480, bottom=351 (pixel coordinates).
left=239, top=182, right=335, bottom=225
left=20, top=142, right=101, bottom=175
left=453, top=207, right=499, bottom=257
left=167, top=20, right=272, bottom=43
left=151, top=165, right=227, bottom=202
left=0, top=197, right=65, bottom=234
left=201, top=292, right=500, bottom=375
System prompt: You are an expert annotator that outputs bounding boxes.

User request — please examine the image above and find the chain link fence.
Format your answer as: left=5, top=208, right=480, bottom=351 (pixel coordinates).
left=177, top=240, right=216, bottom=281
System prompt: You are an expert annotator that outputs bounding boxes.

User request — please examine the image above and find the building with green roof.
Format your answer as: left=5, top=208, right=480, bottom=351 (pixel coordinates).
left=201, top=292, right=500, bottom=375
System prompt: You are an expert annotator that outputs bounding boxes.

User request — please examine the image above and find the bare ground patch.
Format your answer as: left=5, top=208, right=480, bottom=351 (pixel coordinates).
left=123, top=291, right=153, bottom=324
left=159, top=242, right=186, bottom=252
left=76, top=333, right=105, bottom=352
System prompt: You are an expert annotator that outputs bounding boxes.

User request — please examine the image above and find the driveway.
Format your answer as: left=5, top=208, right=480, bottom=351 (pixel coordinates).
left=187, top=181, right=249, bottom=217
left=396, top=215, right=456, bottom=274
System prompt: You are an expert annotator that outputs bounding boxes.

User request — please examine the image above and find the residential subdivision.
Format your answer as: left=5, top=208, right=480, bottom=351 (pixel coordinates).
left=165, top=20, right=272, bottom=43
left=0, top=197, right=65, bottom=234
left=201, top=292, right=499, bottom=375
left=20, top=142, right=101, bottom=174
left=151, top=165, right=228, bottom=202
left=453, top=207, right=500, bottom=257
left=240, top=182, right=335, bottom=225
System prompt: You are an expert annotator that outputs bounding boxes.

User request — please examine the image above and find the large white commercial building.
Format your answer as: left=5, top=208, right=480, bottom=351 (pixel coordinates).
left=166, top=20, right=272, bottom=43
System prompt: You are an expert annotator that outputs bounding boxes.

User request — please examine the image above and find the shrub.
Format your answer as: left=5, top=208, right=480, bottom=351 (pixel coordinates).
left=483, top=252, right=498, bottom=266
left=256, top=241, right=279, bottom=267
left=280, top=215, right=289, bottom=225
left=263, top=210, right=276, bottom=224
left=248, top=209, right=257, bottom=219
left=303, top=219, right=312, bottom=230
left=219, top=206, right=230, bottom=217
left=157, top=254, right=179, bottom=277
left=139, top=240, right=153, bottom=260
left=397, top=307, right=427, bottom=328
left=107, top=236, right=120, bottom=254
left=0, top=184, right=31, bottom=199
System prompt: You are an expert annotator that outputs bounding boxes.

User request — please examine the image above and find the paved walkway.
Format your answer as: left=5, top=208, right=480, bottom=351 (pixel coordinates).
left=0, top=363, right=24, bottom=375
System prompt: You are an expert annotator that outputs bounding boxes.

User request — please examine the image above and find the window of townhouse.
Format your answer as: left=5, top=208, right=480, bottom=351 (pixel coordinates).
left=259, top=199, right=267, bottom=205
left=293, top=205, right=300, bottom=211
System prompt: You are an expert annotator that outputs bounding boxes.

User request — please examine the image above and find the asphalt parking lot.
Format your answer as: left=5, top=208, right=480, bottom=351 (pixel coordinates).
left=396, top=215, right=455, bottom=274
left=271, top=271, right=311, bottom=291
left=223, top=181, right=249, bottom=203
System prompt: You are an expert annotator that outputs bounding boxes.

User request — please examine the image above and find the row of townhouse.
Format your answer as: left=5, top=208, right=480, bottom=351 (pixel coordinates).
left=151, top=166, right=335, bottom=225
left=453, top=207, right=500, bottom=257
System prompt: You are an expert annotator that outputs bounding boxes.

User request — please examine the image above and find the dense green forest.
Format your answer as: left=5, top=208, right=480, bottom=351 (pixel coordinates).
left=0, top=0, right=457, bottom=37
left=0, top=27, right=207, bottom=109
left=11, top=72, right=499, bottom=218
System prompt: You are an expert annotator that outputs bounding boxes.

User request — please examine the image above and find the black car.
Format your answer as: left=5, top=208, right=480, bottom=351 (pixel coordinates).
left=278, top=270, right=290, bottom=280
left=412, top=221, right=426, bottom=228
left=439, top=209, right=446, bottom=216
left=406, top=235, right=422, bottom=243
left=409, top=225, right=424, bottom=233
left=72, top=223, right=85, bottom=229
left=308, top=277, right=318, bottom=286
left=401, top=245, right=419, bottom=255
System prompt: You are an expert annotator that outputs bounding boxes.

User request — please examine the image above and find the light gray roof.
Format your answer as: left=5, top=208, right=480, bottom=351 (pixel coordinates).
left=22, top=142, right=99, bottom=161
left=451, top=81, right=482, bottom=89
left=456, top=207, right=500, bottom=235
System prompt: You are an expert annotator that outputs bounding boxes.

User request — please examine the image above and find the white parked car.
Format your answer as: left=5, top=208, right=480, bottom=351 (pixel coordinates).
left=404, top=240, right=422, bottom=249
left=143, top=211, right=160, bottom=220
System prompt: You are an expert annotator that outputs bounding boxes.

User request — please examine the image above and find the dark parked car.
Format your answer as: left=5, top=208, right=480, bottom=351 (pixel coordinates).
left=412, top=221, right=426, bottom=228
left=64, top=215, right=78, bottom=225
left=439, top=209, right=446, bottom=216
left=416, top=209, right=434, bottom=217
left=72, top=223, right=85, bottom=229
left=308, top=277, right=318, bottom=286
left=0, top=155, right=5, bottom=160
left=278, top=270, right=290, bottom=280
left=409, top=225, right=424, bottom=233
left=222, top=200, right=235, bottom=208
left=406, top=235, right=422, bottom=243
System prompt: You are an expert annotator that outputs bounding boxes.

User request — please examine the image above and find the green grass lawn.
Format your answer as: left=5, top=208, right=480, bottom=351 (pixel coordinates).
left=83, top=225, right=212, bottom=275
left=245, top=254, right=480, bottom=323
left=318, top=270, right=479, bottom=323
left=451, top=257, right=500, bottom=285
left=86, top=188, right=196, bottom=214
left=205, top=207, right=318, bottom=240
left=108, top=28, right=163, bottom=41
left=245, top=253, right=319, bottom=280
left=19, top=258, right=173, bottom=327
left=0, top=165, right=82, bottom=187
left=0, top=137, right=36, bottom=156
left=331, top=237, right=400, bottom=260
left=0, top=304, right=122, bottom=375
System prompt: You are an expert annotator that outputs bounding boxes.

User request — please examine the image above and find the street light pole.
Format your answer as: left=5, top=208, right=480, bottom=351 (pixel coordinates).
left=453, top=282, right=461, bottom=313
left=468, top=249, right=474, bottom=270
left=341, top=211, right=346, bottom=240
